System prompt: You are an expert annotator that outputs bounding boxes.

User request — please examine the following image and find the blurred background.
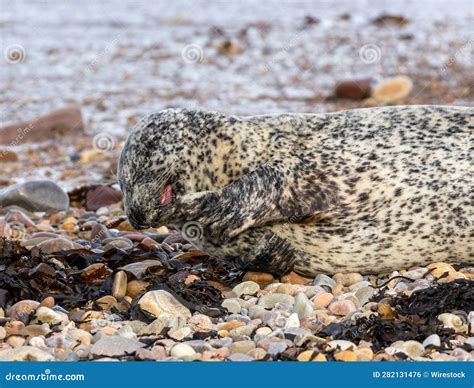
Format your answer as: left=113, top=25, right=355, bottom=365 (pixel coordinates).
left=1, top=0, right=473, bottom=189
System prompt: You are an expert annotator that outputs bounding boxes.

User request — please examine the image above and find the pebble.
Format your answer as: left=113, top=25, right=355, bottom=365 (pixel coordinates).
left=312, top=274, right=336, bottom=290
left=228, top=353, right=254, bottom=361
left=333, top=273, right=363, bottom=286
left=0, top=346, right=54, bottom=361
left=90, top=336, right=144, bottom=357
left=232, top=281, right=260, bottom=297
left=267, top=342, right=288, bottom=356
left=37, top=238, right=77, bottom=254
left=334, top=78, right=373, bottom=100
left=170, top=343, right=196, bottom=358
left=312, top=292, right=334, bottom=308
left=437, top=313, right=467, bottom=333
left=334, top=350, right=357, bottom=361
left=169, top=327, right=192, bottom=340
left=0, top=326, right=6, bottom=340
left=20, top=323, right=50, bottom=337
left=137, top=290, right=191, bottom=320
left=242, top=272, right=274, bottom=288
left=256, top=327, right=272, bottom=336
left=126, top=280, right=149, bottom=298
left=0, top=180, right=69, bottom=213
left=304, top=285, right=325, bottom=299
left=112, top=271, right=128, bottom=300
left=355, top=348, right=374, bottom=361
left=188, top=314, right=213, bottom=332
left=285, top=313, right=300, bottom=329
left=354, top=287, right=375, bottom=305
left=8, top=300, right=40, bottom=323
left=281, top=272, right=310, bottom=285
left=423, top=334, right=441, bottom=348
left=229, top=340, right=256, bottom=354
left=222, top=298, right=242, bottom=314
left=258, top=293, right=295, bottom=309
left=327, top=340, right=356, bottom=351
left=328, top=300, right=357, bottom=316
left=294, top=293, right=313, bottom=319
left=276, top=283, right=295, bottom=295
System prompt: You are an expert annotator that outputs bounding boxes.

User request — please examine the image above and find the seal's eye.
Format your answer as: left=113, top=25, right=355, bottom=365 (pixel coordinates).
left=160, top=184, right=173, bottom=205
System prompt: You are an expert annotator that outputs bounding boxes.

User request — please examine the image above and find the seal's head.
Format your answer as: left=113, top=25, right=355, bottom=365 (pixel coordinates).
left=117, top=108, right=222, bottom=229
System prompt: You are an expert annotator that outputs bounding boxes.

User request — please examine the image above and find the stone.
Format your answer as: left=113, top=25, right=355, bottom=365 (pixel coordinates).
left=258, top=293, right=295, bottom=309
left=0, top=346, right=54, bottom=361
left=334, top=78, right=373, bottom=100
left=354, top=287, right=375, bottom=305
left=333, top=273, right=363, bottom=286
left=86, top=185, right=123, bottom=211
left=170, top=343, right=196, bottom=358
left=169, top=327, right=192, bottom=340
left=219, top=320, right=244, bottom=332
left=0, top=326, right=6, bottom=340
left=229, top=324, right=256, bottom=338
left=232, top=281, right=260, bottom=297
left=5, top=209, right=35, bottom=227
left=0, top=180, right=69, bottom=213
left=37, top=238, right=77, bottom=254
left=355, top=348, right=374, bottom=361
left=95, top=295, right=117, bottom=310
left=294, top=293, right=313, bottom=319
left=0, top=149, right=19, bottom=162
left=285, top=313, right=300, bottom=329
left=276, top=284, right=295, bottom=295
left=329, top=300, right=357, bottom=316
left=437, top=313, right=467, bottom=333
left=0, top=107, right=84, bottom=145
left=7, top=335, right=26, bottom=348
left=112, top=271, right=128, bottom=300
left=222, top=298, right=242, bottom=314
left=297, top=350, right=316, bottom=361
left=281, top=272, right=310, bottom=285
left=229, top=340, right=256, bottom=354
left=126, top=280, right=149, bottom=298
left=312, top=292, right=334, bottom=308
left=8, top=300, right=40, bottom=323
left=20, top=323, right=50, bottom=337
left=399, top=341, right=425, bottom=358
left=371, top=76, right=413, bottom=103
left=137, top=290, right=191, bottom=320
left=305, top=285, right=325, bottom=299
left=267, top=342, right=288, bottom=356
left=228, top=353, right=254, bottom=361
left=188, top=314, right=213, bottom=332
left=135, top=346, right=167, bottom=361
left=423, top=334, right=441, bottom=348
left=312, top=274, right=336, bottom=290
left=256, top=327, right=272, bottom=336
left=335, top=350, right=358, bottom=361
left=327, top=340, right=356, bottom=351
left=90, top=336, right=144, bottom=357
left=39, top=296, right=55, bottom=308
left=242, top=272, right=274, bottom=288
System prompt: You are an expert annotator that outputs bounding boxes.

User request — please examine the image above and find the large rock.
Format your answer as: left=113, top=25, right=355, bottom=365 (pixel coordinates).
left=0, top=346, right=54, bottom=361
left=0, top=180, right=69, bottom=213
left=90, top=336, right=144, bottom=357
left=0, top=107, right=84, bottom=144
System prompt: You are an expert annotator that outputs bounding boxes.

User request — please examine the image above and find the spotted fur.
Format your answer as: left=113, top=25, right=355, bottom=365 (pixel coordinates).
left=118, top=106, right=473, bottom=275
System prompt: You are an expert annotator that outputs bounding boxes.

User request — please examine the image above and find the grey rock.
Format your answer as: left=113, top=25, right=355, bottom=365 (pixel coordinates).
left=258, top=293, right=295, bottom=309
left=90, top=336, right=144, bottom=357
left=293, top=293, right=313, bottom=319
left=422, top=334, right=441, bottom=347
left=0, top=180, right=69, bottom=213
left=312, top=274, right=336, bottom=290
left=355, top=286, right=375, bottom=305
left=232, top=281, right=260, bottom=297
left=267, top=342, right=288, bottom=356
left=222, top=298, right=241, bottom=314
left=228, top=353, right=254, bottom=361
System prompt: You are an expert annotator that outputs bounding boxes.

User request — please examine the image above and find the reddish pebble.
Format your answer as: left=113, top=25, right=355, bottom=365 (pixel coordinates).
left=329, top=300, right=357, bottom=316
left=312, top=292, right=334, bottom=308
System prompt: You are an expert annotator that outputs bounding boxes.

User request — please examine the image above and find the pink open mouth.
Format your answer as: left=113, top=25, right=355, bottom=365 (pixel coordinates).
left=160, top=184, right=173, bottom=205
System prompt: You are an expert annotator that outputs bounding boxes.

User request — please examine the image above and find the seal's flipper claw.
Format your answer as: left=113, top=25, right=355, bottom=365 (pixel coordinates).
left=241, top=233, right=296, bottom=277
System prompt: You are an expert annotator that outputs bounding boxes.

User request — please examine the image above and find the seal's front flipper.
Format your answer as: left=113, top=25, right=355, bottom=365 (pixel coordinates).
left=236, top=232, right=297, bottom=277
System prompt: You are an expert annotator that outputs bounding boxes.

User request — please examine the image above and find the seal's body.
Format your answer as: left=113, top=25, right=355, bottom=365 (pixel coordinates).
left=118, top=106, right=473, bottom=275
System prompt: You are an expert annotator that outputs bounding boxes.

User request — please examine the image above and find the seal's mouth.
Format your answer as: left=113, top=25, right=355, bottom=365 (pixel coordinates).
left=160, top=184, right=173, bottom=205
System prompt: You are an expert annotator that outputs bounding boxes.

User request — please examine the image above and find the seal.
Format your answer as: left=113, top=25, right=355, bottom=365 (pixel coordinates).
left=118, top=105, right=473, bottom=276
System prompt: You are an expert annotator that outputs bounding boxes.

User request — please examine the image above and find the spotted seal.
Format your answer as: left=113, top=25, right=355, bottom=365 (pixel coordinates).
left=118, top=105, right=473, bottom=276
